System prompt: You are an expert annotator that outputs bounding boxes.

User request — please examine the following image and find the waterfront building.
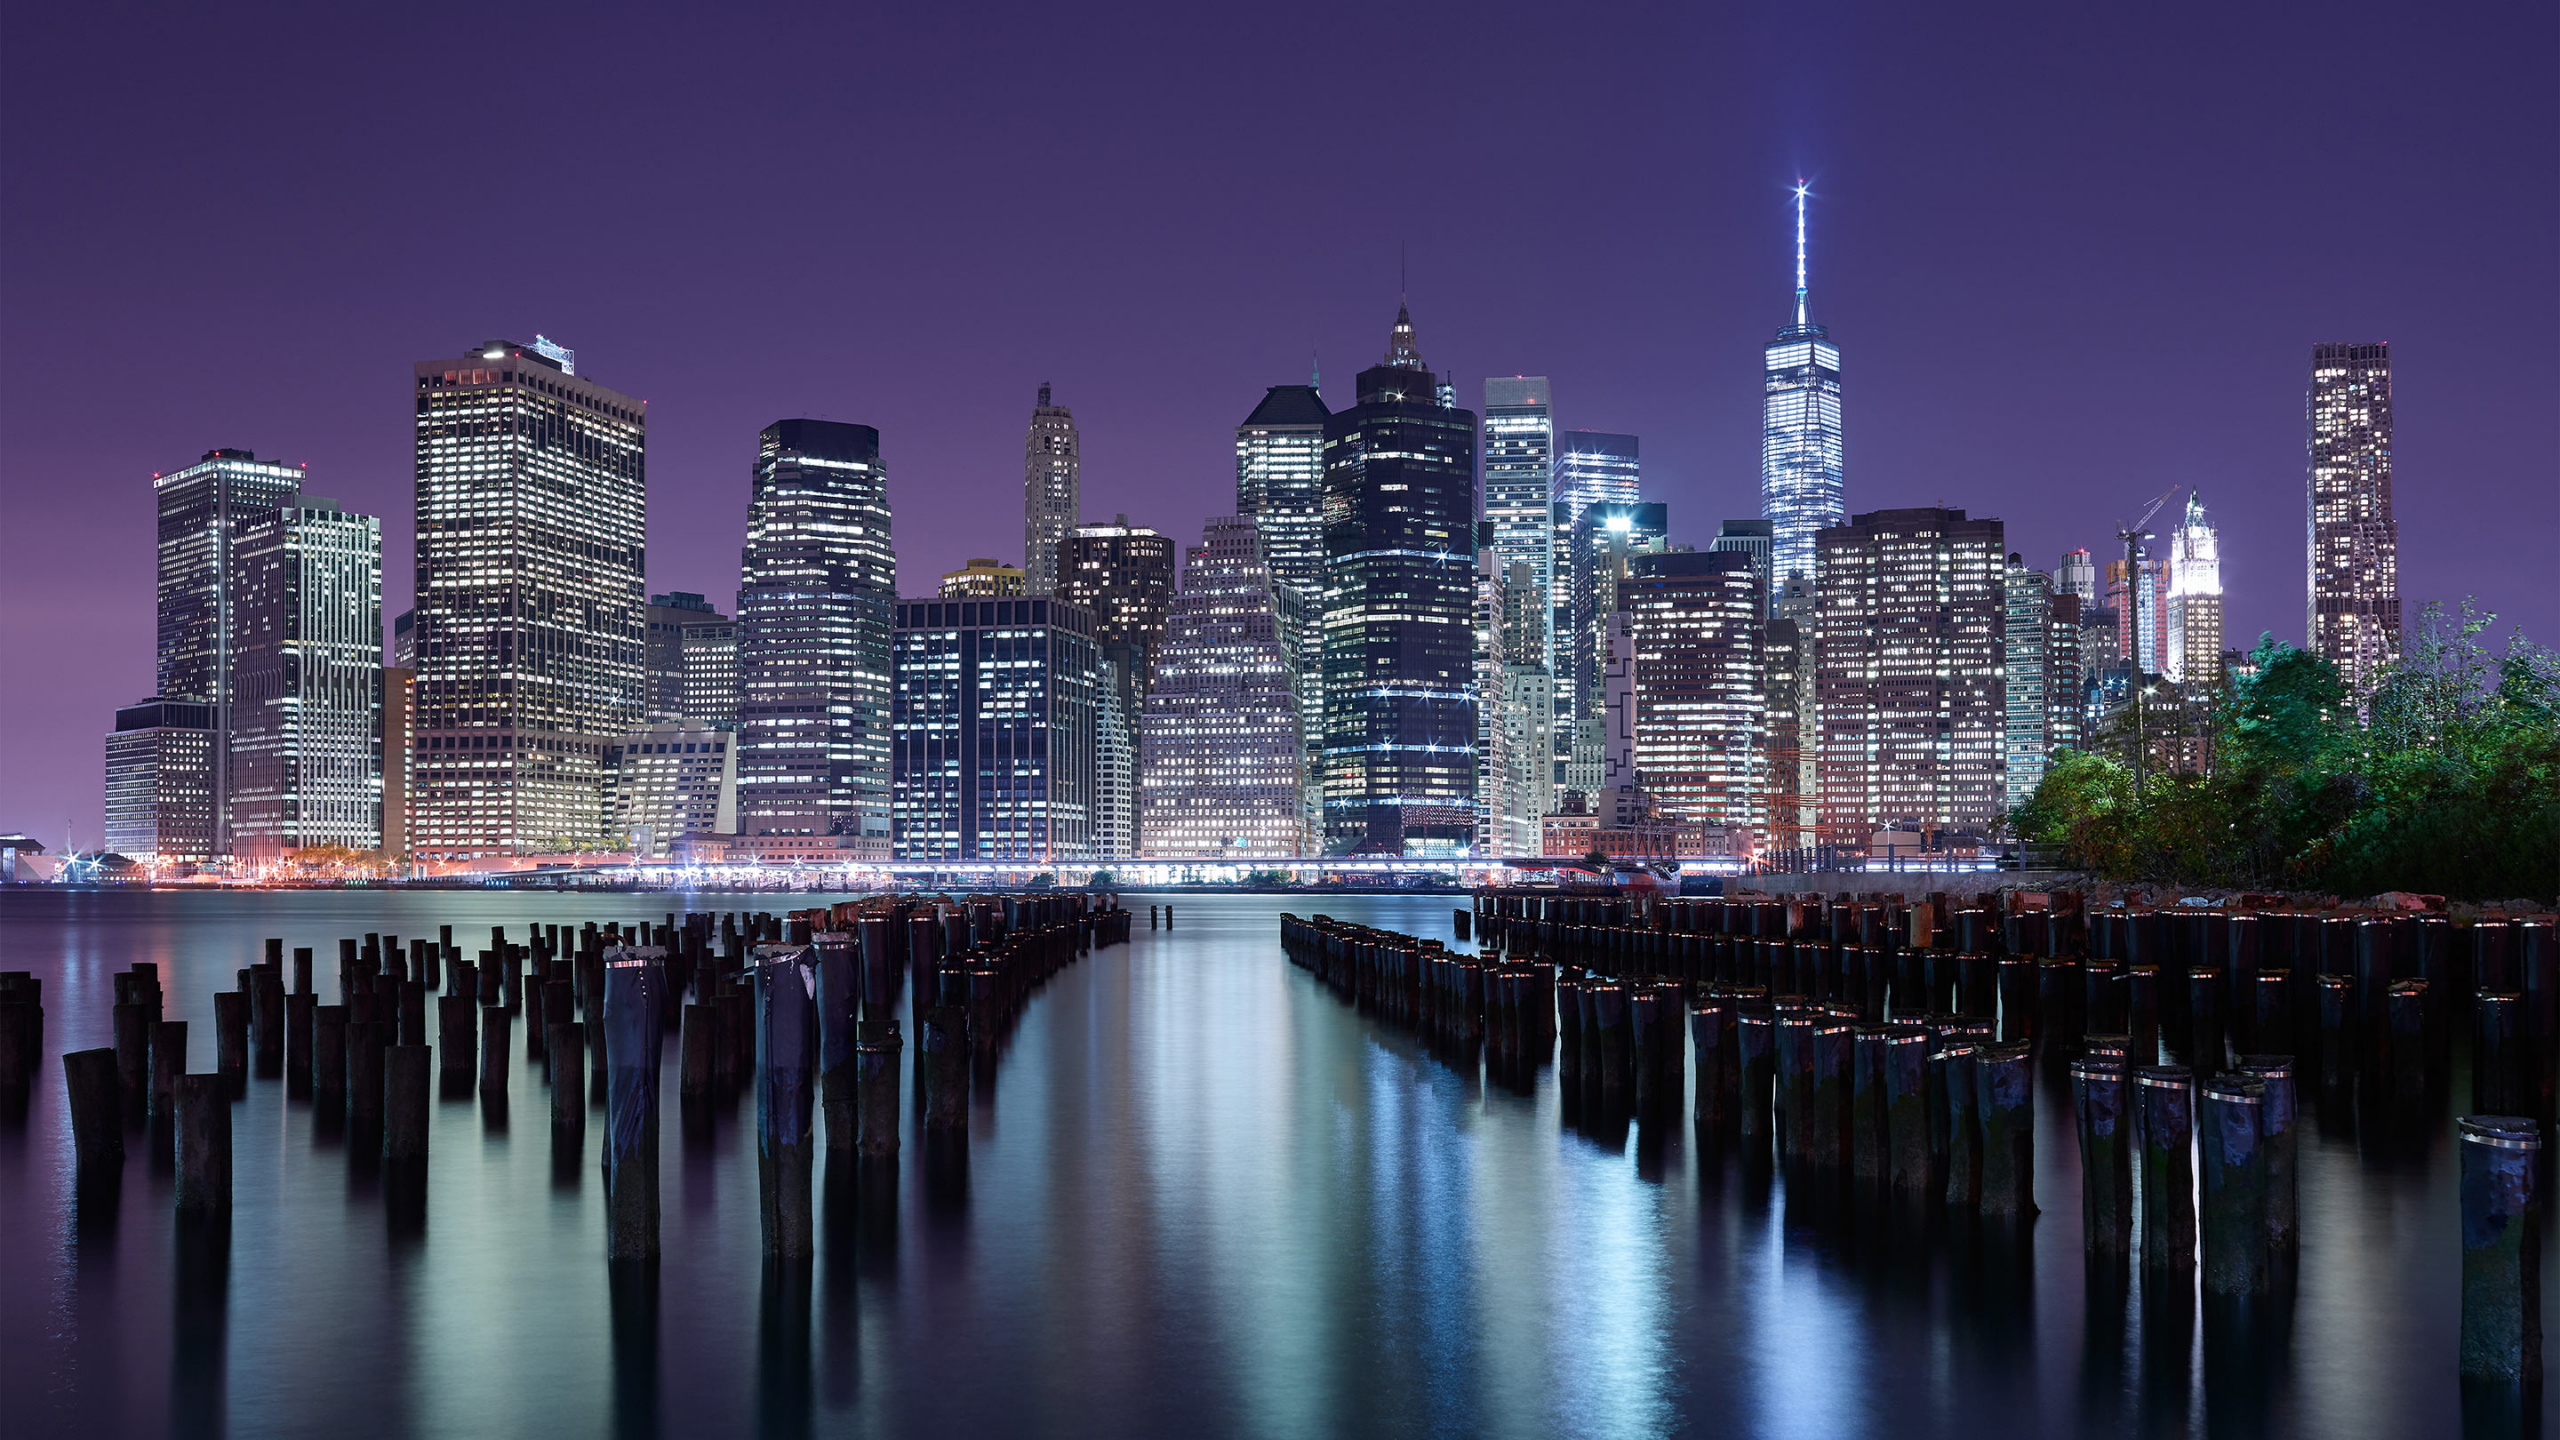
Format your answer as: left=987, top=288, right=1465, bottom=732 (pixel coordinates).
left=2307, top=342, right=2400, bottom=692
left=1762, top=183, right=1845, bottom=593
left=644, top=592, right=718, bottom=717
left=1058, top=517, right=1177, bottom=684
left=2165, top=492, right=2223, bottom=687
left=891, top=596, right=1099, bottom=860
left=1319, top=302, right=1477, bottom=856
left=735, top=419, right=897, bottom=859
left=1560, top=501, right=1667, bottom=795
left=228, top=497, right=383, bottom=862
left=411, top=339, right=645, bottom=860
left=1625, top=549, right=1764, bottom=837
left=1481, top=377, right=1555, bottom=660
left=1140, top=516, right=1306, bottom=857
left=154, top=447, right=305, bottom=856
left=1762, top=575, right=1818, bottom=854
left=1093, top=645, right=1139, bottom=858
left=1023, top=383, right=1079, bottom=596
left=103, top=697, right=218, bottom=868
left=2003, top=557, right=2083, bottom=812
left=680, top=613, right=738, bottom=728
left=1235, top=382, right=1333, bottom=825
left=1814, top=507, right=2006, bottom=847
left=940, top=559, right=1026, bottom=598
left=606, top=718, right=737, bottom=858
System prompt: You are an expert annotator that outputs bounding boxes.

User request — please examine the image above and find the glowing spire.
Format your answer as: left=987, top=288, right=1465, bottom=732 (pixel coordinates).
left=1792, top=180, right=1810, bottom=329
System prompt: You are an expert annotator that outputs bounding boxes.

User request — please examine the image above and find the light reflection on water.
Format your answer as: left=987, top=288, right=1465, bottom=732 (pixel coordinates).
left=0, top=887, right=2548, bottom=1438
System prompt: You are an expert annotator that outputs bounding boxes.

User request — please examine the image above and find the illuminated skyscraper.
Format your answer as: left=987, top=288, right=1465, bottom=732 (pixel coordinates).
left=2056, top=548, right=2098, bottom=606
left=1762, top=184, right=1845, bottom=593
left=1474, top=547, right=1551, bottom=855
left=229, top=497, right=384, bottom=862
left=154, top=447, right=305, bottom=855
left=891, top=597, right=1098, bottom=860
left=103, top=698, right=217, bottom=868
left=643, top=592, right=717, bottom=717
left=1560, top=501, right=1666, bottom=795
left=1815, top=508, right=2005, bottom=846
left=1482, top=377, right=1555, bottom=659
left=412, top=339, right=645, bottom=860
left=1624, top=549, right=1764, bottom=836
left=940, top=559, right=1026, bottom=598
left=1060, top=517, right=1173, bottom=856
left=2307, top=342, right=2399, bottom=691
left=1235, top=382, right=1331, bottom=817
left=1140, top=516, right=1307, bottom=857
left=1762, top=576, right=1818, bottom=854
left=1320, top=301, right=1477, bottom=856
left=2165, top=493, right=2223, bottom=687
left=735, top=419, right=895, bottom=859
left=1023, top=383, right=1079, bottom=596
left=2003, top=556, right=2082, bottom=812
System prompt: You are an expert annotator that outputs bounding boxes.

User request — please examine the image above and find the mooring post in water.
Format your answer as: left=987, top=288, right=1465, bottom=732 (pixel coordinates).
left=1851, top=1026, right=1889, bottom=1182
left=384, top=1045, right=430, bottom=1164
left=2199, top=1075, right=2268, bottom=1296
left=1554, top=973, right=1585, bottom=1084
left=1938, top=1043, right=1980, bottom=1209
left=1592, top=981, right=1630, bottom=1106
left=1738, top=1006, right=1776, bottom=1139
left=549, top=1021, right=586, bottom=1135
left=813, top=932, right=857, bottom=1156
left=174, top=1072, right=230, bottom=1212
left=1976, top=1042, right=2035, bottom=1221
left=313, top=1007, right=346, bottom=1121
left=2475, top=994, right=2523, bottom=1118
left=755, top=948, right=816, bottom=1257
left=63, top=1048, right=123, bottom=1170
left=1884, top=1025, right=1931, bottom=1197
left=2138, top=1065, right=2197, bottom=1268
left=213, top=991, right=248, bottom=1090
left=347, top=1022, right=386, bottom=1132
left=924, top=969, right=971, bottom=1132
left=252, top=967, right=285, bottom=1077
left=2315, top=973, right=2354, bottom=1091
left=606, top=951, right=665, bottom=1261
left=1629, top=987, right=1666, bottom=1112
left=2186, top=967, right=2224, bottom=1074
left=481, top=1006, right=510, bottom=1097
left=2387, top=980, right=2426, bottom=1103
left=2073, top=1057, right=2132, bottom=1258
left=1810, top=1021, right=1853, bottom=1173
left=1691, top=997, right=1732, bottom=1132
left=855, top=1019, right=902, bottom=1163
left=437, top=994, right=476, bottom=1092
left=2459, top=1115, right=2542, bottom=1384
left=150, top=1020, right=188, bottom=1132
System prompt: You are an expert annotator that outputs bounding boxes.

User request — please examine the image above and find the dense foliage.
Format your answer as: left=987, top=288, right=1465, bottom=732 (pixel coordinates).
left=2011, top=603, right=2560, bottom=899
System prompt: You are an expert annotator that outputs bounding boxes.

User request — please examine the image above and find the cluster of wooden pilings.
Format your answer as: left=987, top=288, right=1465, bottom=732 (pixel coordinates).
left=1463, top=887, right=2551, bottom=1382
left=35, top=895, right=1128, bottom=1262
left=1276, top=914, right=1559, bottom=1089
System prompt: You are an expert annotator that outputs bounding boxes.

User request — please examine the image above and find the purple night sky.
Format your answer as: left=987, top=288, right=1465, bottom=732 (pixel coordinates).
left=2, top=3, right=2552, bottom=848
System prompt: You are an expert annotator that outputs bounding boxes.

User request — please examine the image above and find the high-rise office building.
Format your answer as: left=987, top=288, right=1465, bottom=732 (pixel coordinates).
left=1473, top=546, right=1551, bottom=856
left=1482, top=377, right=1555, bottom=659
left=155, top=447, right=305, bottom=856
left=644, top=592, right=718, bottom=717
left=1320, top=302, right=1478, bottom=856
left=229, top=497, right=383, bottom=862
left=103, top=698, right=218, bottom=868
left=1235, top=382, right=1333, bottom=827
left=2056, top=548, right=2098, bottom=606
left=2307, top=343, right=2399, bottom=692
left=1815, top=507, right=2006, bottom=846
left=1762, top=184, right=1845, bottom=592
left=382, top=664, right=413, bottom=860
left=1709, top=518, right=1775, bottom=596
left=1625, top=549, right=1764, bottom=837
left=1093, top=647, right=1139, bottom=858
left=1762, top=575, right=1818, bottom=854
left=1058, top=517, right=1177, bottom=683
left=1560, top=501, right=1667, bottom=795
left=1140, top=516, right=1307, bottom=857
left=735, top=420, right=896, bottom=859
left=412, top=339, right=645, bottom=860
left=606, top=718, right=738, bottom=858
left=940, top=559, right=1026, bottom=598
left=1549, top=430, right=1640, bottom=625
left=891, top=596, right=1099, bottom=860
left=2165, top=493, right=2223, bottom=687
left=680, top=614, right=738, bottom=728
left=1023, top=383, right=1079, bottom=596
left=2003, top=557, right=2083, bottom=812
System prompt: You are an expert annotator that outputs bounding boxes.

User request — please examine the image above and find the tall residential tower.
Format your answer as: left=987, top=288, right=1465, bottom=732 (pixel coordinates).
left=2307, top=342, right=2399, bottom=691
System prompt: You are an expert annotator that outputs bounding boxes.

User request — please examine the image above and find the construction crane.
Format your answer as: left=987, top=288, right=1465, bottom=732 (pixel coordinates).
left=2116, top=484, right=2182, bottom=797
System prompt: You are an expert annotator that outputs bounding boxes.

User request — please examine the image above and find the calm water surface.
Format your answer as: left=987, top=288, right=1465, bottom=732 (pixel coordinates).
left=0, top=888, right=2546, bottom=1438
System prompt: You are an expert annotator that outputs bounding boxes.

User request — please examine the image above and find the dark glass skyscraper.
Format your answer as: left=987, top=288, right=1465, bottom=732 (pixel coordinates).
left=1319, top=303, right=1477, bottom=856
left=735, top=419, right=895, bottom=857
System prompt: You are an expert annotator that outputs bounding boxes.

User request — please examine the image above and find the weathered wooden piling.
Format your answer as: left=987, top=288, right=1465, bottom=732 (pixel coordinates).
left=2387, top=980, right=2426, bottom=1102
left=2475, top=993, right=2523, bottom=1116
left=114, top=1001, right=150, bottom=1124
left=481, top=1006, right=510, bottom=1098
left=213, top=991, right=248, bottom=1089
left=252, top=967, right=285, bottom=1076
left=606, top=953, right=664, bottom=1260
left=2127, top=965, right=2160, bottom=1067
left=63, top=1048, right=124, bottom=1170
left=855, top=1024, right=902, bottom=1161
left=1851, top=1026, right=1889, bottom=1181
left=549, top=1021, right=585, bottom=1134
left=150, top=1019, right=188, bottom=1130
left=2199, top=1075, right=2267, bottom=1295
left=313, top=1007, right=346, bottom=1120
left=756, top=950, right=816, bottom=1256
left=2250, top=971, right=2291, bottom=1058
left=2187, top=968, right=2224, bottom=1073
left=1738, top=1006, right=1776, bottom=1138
left=384, top=1045, right=430, bottom=1162
left=2073, top=1057, right=2133, bottom=1258
left=814, top=933, right=857, bottom=1155
left=2458, top=1115, right=2542, bottom=1384
left=1882, top=1025, right=1931, bottom=1195
left=1592, top=981, right=1630, bottom=1105
left=2315, top=973, right=2354, bottom=1090
left=1691, top=997, right=1732, bottom=1131
left=174, top=1072, right=230, bottom=1212
left=2138, top=1065, right=2197, bottom=1268
left=1809, top=1021, right=1853, bottom=1172
left=1976, top=1042, right=2035, bottom=1221
left=1940, top=1043, right=1980, bottom=1208
left=437, top=994, right=476, bottom=1092
left=680, top=1003, right=715, bottom=1110
left=922, top=969, right=971, bottom=1132
left=1629, top=987, right=1668, bottom=1111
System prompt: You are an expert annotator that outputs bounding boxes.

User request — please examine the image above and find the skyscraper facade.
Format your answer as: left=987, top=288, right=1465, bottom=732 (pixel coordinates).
left=891, top=596, right=1098, bottom=860
left=1320, top=303, right=1478, bottom=856
left=1561, top=501, right=1666, bottom=796
left=606, top=718, right=737, bottom=857
left=1235, top=383, right=1333, bottom=834
left=1140, top=516, right=1307, bottom=857
left=1762, top=575, right=1818, bottom=854
left=1481, top=377, right=1555, bottom=658
left=411, top=340, right=645, bottom=860
left=1548, top=430, right=1640, bottom=630
left=2165, top=493, right=2223, bottom=687
left=1473, top=548, right=1552, bottom=856
left=1814, top=507, right=2006, bottom=846
left=2002, top=557, right=2082, bottom=812
left=1022, top=383, right=1079, bottom=596
left=1624, top=549, right=1765, bottom=836
left=103, top=698, right=218, bottom=867
left=940, top=559, right=1026, bottom=598
left=735, top=419, right=896, bottom=858
left=644, top=591, right=717, bottom=717
left=2307, top=342, right=2399, bottom=691
left=1762, top=185, right=1845, bottom=592
left=680, top=614, right=738, bottom=728
left=2056, top=548, right=2098, bottom=606
left=229, top=497, right=384, bottom=862
left=155, top=447, right=305, bottom=856
left=1058, top=518, right=1177, bottom=683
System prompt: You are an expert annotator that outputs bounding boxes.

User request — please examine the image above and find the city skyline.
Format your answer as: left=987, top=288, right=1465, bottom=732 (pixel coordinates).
left=2, top=3, right=2552, bottom=844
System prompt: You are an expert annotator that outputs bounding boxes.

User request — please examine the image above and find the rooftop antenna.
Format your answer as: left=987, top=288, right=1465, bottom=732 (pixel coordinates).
left=1793, top=180, right=1810, bottom=329
left=1310, top=347, right=1321, bottom=394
